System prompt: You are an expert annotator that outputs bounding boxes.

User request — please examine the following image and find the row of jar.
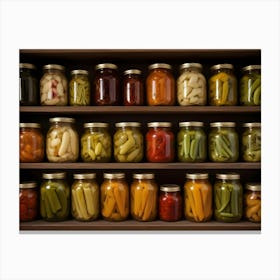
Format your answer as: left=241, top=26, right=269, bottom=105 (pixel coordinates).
left=20, top=172, right=261, bottom=223
left=20, top=63, right=261, bottom=107
left=20, top=119, right=261, bottom=163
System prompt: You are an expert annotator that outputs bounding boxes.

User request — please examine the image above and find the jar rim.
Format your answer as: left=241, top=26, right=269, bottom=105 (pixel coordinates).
left=43, top=64, right=65, bottom=71
left=20, top=63, right=36, bottom=70
left=20, top=123, right=41, bottom=128
left=84, top=122, right=109, bottom=128
left=133, top=173, right=155, bottom=180
left=43, top=172, right=66, bottom=179
left=71, top=69, right=89, bottom=75
left=123, top=69, right=142, bottom=75
left=103, top=173, right=125, bottom=179
left=180, top=63, right=202, bottom=70
left=210, top=122, right=236, bottom=128
left=49, top=117, right=75, bottom=123
left=160, top=184, right=180, bottom=192
left=115, top=122, right=141, bottom=128
left=147, top=122, right=172, bottom=128
left=95, top=63, right=118, bottom=70
left=186, top=173, right=209, bottom=179
left=20, top=182, right=37, bottom=189
left=73, top=173, right=96, bottom=179
left=242, top=122, right=261, bottom=128
left=148, top=63, right=172, bottom=70
left=179, top=121, right=204, bottom=127
left=242, top=65, right=261, bottom=72
left=245, top=183, right=261, bottom=191
left=216, top=173, right=240, bottom=180
left=210, top=64, right=234, bottom=71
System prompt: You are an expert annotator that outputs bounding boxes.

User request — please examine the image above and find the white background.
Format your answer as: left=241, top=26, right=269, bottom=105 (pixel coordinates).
left=0, top=0, right=280, bottom=279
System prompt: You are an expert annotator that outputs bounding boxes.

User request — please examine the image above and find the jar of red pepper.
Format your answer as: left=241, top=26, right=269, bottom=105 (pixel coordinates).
left=20, top=182, right=38, bottom=222
left=146, top=122, right=175, bottom=162
left=159, top=184, right=182, bottom=221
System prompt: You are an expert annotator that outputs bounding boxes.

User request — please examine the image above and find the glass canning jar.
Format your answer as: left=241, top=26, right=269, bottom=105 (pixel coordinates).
left=20, top=182, right=38, bottom=222
left=40, top=64, right=67, bottom=105
left=46, top=117, right=79, bottom=163
left=40, top=172, right=70, bottom=221
left=131, top=173, right=158, bottom=221
left=159, top=184, right=182, bottom=221
left=20, top=63, right=38, bottom=105
left=94, top=63, right=120, bottom=105
left=146, top=122, right=175, bottom=162
left=71, top=173, right=99, bottom=221
left=214, top=173, right=243, bottom=222
left=177, top=121, right=206, bottom=162
left=123, top=69, right=144, bottom=105
left=242, top=123, right=261, bottom=162
left=69, top=69, right=90, bottom=105
left=101, top=173, right=129, bottom=221
left=244, top=183, right=261, bottom=223
left=240, top=65, right=261, bottom=106
left=208, top=64, right=237, bottom=106
left=209, top=122, right=239, bottom=162
left=184, top=173, right=212, bottom=222
left=81, top=122, right=111, bottom=162
left=114, top=122, right=143, bottom=163
left=177, top=63, right=206, bottom=105
left=20, top=123, right=44, bottom=162
left=146, top=63, right=175, bottom=105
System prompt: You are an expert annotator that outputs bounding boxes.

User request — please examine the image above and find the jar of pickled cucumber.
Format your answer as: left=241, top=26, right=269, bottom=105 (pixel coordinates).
left=40, top=172, right=70, bottom=221
left=46, top=117, right=79, bottom=163
left=94, top=63, right=120, bottom=105
left=240, top=65, right=261, bottom=106
left=209, top=122, right=239, bottom=162
left=244, top=183, right=261, bottom=223
left=114, top=122, right=143, bottom=163
left=20, top=182, right=38, bottom=222
left=69, top=70, right=90, bottom=106
left=146, top=122, right=175, bottom=163
left=242, top=123, right=261, bottom=162
left=71, top=173, right=99, bottom=221
left=159, top=184, right=182, bottom=221
left=101, top=173, right=129, bottom=221
left=177, top=63, right=206, bottom=105
left=123, top=69, right=144, bottom=106
left=177, top=122, right=206, bottom=162
left=214, top=173, right=243, bottom=222
left=209, top=64, right=237, bottom=106
left=131, top=173, right=158, bottom=222
left=81, top=122, right=111, bottom=162
left=146, top=63, right=175, bottom=105
left=184, top=173, right=212, bottom=222
left=20, top=63, right=38, bottom=105
left=40, top=64, right=67, bottom=105
left=20, top=123, right=44, bottom=162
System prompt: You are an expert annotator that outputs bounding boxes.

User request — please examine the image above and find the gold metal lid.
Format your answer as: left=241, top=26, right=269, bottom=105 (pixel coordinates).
left=19, top=63, right=36, bottom=70
left=245, top=183, right=261, bottom=191
left=43, top=172, right=66, bottom=179
left=216, top=173, right=240, bottom=180
left=242, top=122, right=261, bottom=128
left=115, top=122, right=141, bottom=128
left=71, top=69, right=89, bottom=75
left=210, top=64, right=234, bottom=71
left=95, top=63, right=118, bottom=70
left=20, top=182, right=37, bottom=189
left=49, top=117, right=75, bottom=123
left=210, top=122, right=236, bottom=128
left=43, top=64, right=65, bottom=71
left=124, top=69, right=142, bottom=75
left=242, top=65, right=261, bottom=72
left=160, top=184, right=181, bottom=192
left=148, top=63, right=172, bottom=70
left=180, top=63, right=202, bottom=71
left=133, top=173, right=155, bottom=180
left=186, top=173, right=209, bottom=179
left=179, top=121, right=204, bottom=127
left=147, top=122, right=172, bottom=128
left=103, top=173, right=125, bottom=179
left=73, top=173, right=96, bottom=179
left=84, top=122, right=109, bottom=128
left=20, top=123, right=41, bottom=128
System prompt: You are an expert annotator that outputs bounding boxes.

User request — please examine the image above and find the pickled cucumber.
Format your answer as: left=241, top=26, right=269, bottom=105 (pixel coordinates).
left=242, top=126, right=261, bottom=162
left=240, top=72, right=261, bottom=106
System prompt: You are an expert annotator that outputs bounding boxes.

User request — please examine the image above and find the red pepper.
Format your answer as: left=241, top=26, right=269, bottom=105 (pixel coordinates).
left=159, top=191, right=182, bottom=221
left=19, top=189, right=38, bottom=222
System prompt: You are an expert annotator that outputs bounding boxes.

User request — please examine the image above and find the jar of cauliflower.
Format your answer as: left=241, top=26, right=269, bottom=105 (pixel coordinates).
left=46, top=117, right=79, bottom=162
left=177, top=63, right=206, bottom=106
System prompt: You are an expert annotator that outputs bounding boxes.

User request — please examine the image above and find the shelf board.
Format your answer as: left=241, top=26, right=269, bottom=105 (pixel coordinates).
left=20, top=106, right=261, bottom=114
left=20, top=219, right=260, bottom=231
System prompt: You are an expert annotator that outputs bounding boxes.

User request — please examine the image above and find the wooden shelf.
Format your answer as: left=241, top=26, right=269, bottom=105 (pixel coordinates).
left=20, top=219, right=261, bottom=231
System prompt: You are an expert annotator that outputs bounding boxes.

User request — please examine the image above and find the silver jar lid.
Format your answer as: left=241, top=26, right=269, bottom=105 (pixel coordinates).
left=186, top=173, right=209, bottom=180
left=103, top=173, right=125, bottom=179
left=210, top=64, right=234, bottom=71
left=20, top=182, right=37, bottom=189
left=179, top=121, right=204, bottom=127
left=124, top=69, right=142, bottom=75
left=147, top=122, right=172, bottom=128
left=43, top=64, right=65, bottom=71
left=245, top=183, right=261, bottom=191
left=20, top=123, right=41, bottom=128
left=49, top=117, right=75, bottom=123
left=73, top=173, right=96, bottom=180
left=242, top=122, right=261, bottom=128
left=180, top=63, right=202, bottom=71
left=95, top=63, right=118, bottom=70
left=216, top=173, right=240, bottom=180
left=148, top=63, right=172, bottom=70
left=43, top=172, right=66, bottom=179
left=71, top=69, right=89, bottom=75
left=160, top=184, right=180, bottom=192
left=210, top=122, right=236, bottom=128
left=84, top=122, right=109, bottom=128
left=133, top=173, right=155, bottom=180
left=242, top=65, right=261, bottom=72
left=20, top=63, right=36, bottom=70
left=115, top=122, right=141, bottom=128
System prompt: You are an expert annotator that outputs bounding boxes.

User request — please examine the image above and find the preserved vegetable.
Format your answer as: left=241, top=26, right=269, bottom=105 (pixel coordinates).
left=20, top=182, right=38, bottom=222
left=244, top=183, right=261, bottom=223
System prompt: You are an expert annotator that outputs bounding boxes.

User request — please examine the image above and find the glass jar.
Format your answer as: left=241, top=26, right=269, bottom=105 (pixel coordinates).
left=146, top=122, right=174, bottom=162
left=40, top=172, right=70, bottom=221
left=244, top=183, right=261, bottom=223
left=69, top=69, right=90, bottom=106
left=19, top=63, right=38, bottom=105
left=20, top=182, right=38, bottom=222
left=146, top=63, right=175, bottom=105
left=214, top=173, right=243, bottom=222
left=209, top=64, right=237, bottom=106
left=123, top=69, right=144, bottom=106
left=40, top=64, right=67, bottom=105
left=184, top=173, right=212, bottom=222
left=46, top=117, right=79, bottom=162
left=81, top=122, right=111, bottom=162
left=177, top=63, right=206, bottom=105
left=209, top=122, right=239, bottom=162
left=242, top=123, right=261, bottom=162
left=20, top=123, right=44, bottom=162
left=159, top=184, right=182, bottom=221
left=114, top=122, right=143, bottom=162
left=177, top=122, right=206, bottom=162
left=71, top=173, right=99, bottom=221
left=94, top=63, right=119, bottom=105
left=101, top=173, right=129, bottom=221
left=131, top=173, right=158, bottom=221
left=240, top=65, right=261, bottom=106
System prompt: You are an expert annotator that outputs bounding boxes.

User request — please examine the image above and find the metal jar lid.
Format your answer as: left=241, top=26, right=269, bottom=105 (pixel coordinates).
left=73, top=173, right=96, bottom=180
left=180, top=63, right=202, bottom=71
left=242, top=122, right=261, bottom=128
left=20, top=63, right=36, bottom=70
left=20, top=123, right=41, bottom=128
left=210, top=122, right=236, bottom=128
left=216, top=173, right=240, bottom=180
left=43, top=64, right=65, bottom=71
left=43, top=172, right=66, bottom=179
left=210, top=64, right=234, bottom=71
left=179, top=121, right=204, bottom=127
left=124, top=69, right=142, bottom=75
left=103, top=173, right=125, bottom=179
left=49, top=117, right=75, bottom=123
left=115, top=122, right=141, bottom=128
left=95, top=63, right=118, bottom=70
left=84, top=122, right=109, bottom=128
left=160, top=184, right=180, bottom=192
left=133, top=173, right=155, bottom=180
left=20, top=182, right=37, bottom=189
left=147, top=122, right=172, bottom=128
left=148, top=63, right=172, bottom=70
left=245, top=183, right=261, bottom=191
left=186, top=173, right=209, bottom=180
left=242, top=65, right=261, bottom=72
left=71, top=69, right=89, bottom=75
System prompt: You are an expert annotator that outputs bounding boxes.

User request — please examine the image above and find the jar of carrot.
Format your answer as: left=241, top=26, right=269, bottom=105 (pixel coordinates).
left=184, top=173, right=212, bottom=222
left=244, top=183, right=261, bottom=223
